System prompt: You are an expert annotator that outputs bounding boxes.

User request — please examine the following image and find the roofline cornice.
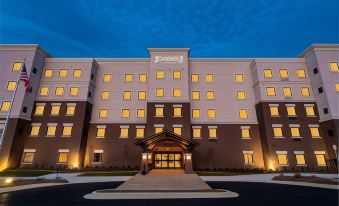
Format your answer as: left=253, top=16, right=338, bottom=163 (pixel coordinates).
left=298, top=44, right=339, bottom=58
left=0, top=44, right=52, bottom=57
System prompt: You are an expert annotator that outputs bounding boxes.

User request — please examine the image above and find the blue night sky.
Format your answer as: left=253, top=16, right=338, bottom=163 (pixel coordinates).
left=0, top=0, right=338, bottom=58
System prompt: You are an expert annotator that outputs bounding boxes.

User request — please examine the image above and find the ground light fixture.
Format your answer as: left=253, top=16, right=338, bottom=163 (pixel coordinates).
left=4, top=178, right=13, bottom=184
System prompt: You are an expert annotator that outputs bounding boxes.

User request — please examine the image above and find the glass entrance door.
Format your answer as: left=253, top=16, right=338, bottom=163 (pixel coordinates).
left=154, top=152, right=182, bottom=169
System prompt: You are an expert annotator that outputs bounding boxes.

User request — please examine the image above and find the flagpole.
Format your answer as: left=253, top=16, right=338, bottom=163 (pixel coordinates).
left=0, top=58, right=25, bottom=150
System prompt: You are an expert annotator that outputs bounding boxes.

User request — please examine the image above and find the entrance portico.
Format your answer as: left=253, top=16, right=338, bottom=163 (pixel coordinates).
left=135, top=130, right=199, bottom=174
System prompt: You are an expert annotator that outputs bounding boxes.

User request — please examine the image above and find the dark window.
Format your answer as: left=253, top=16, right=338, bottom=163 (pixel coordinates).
left=29, top=87, right=33, bottom=93
left=91, top=74, right=94, bottom=80
left=323, top=108, right=329, bottom=114
left=313, top=67, right=318, bottom=74
left=88, top=92, right=92, bottom=98
left=318, top=87, right=323, bottom=94
left=93, top=153, right=102, bottom=163
left=32, top=67, right=37, bottom=74
left=17, top=128, right=23, bottom=135
left=328, top=130, right=334, bottom=137
left=86, top=110, right=90, bottom=117
left=22, top=106, right=27, bottom=113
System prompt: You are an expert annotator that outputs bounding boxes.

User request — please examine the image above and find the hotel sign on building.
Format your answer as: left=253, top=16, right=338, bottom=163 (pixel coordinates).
left=0, top=44, right=338, bottom=173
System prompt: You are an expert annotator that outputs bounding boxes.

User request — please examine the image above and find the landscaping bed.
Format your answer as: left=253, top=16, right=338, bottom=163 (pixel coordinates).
left=272, top=175, right=338, bottom=185
left=0, top=169, right=54, bottom=177
left=0, top=179, right=68, bottom=188
left=78, top=171, right=138, bottom=176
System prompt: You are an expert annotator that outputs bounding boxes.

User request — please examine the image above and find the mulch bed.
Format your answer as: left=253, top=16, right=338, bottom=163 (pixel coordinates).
left=0, top=179, right=68, bottom=188
left=272, top=175, right=338, bottom=185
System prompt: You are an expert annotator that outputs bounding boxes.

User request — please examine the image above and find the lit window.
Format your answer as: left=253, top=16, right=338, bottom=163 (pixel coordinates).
left=7, top=81, right=17, bottom=91
left=315, top=154, right=326, bottom=166
left=139, top=74, right=147, bottom=82
left=155, top=107, right=164, bottom=117
left=287, top=106, right=296, bottom=116
left=305, top=106, right=315, bottom=116
left=173, top=127, right=182, bottom=135
left=156, top=71, right=165, bottom=79
left=207, top=109, right=216, bottom=119
left=266, top=87, right=276, bottom=96
left=62, top=125, right=73, bottom=136
left=70, top=87, right=79, bottom=96
left=23, top=152, right=35, bottom=163
left=1, top=101, right=11, bottom=112
left=101, top=91, right=110, bottom=100
left=58, top=152, right=68, bottom=163
left=173, top=70, right=181, bottom=79
left=329, top=62, right=339, bottom=72
left=235, top=74, right=244, bottom=83
left=270, top=106, right=279, bottom=116
left=310, top=127, right=320, bottom=138
left=39, top=86, right=49, bottom=96
left=173, top=107, right=182, bottom=117
left=138, top=91, right=147, bottom=100
left=277, top=154, right=288, bottom=165
left=279, top=69, right=288, bottom=78
left=125, top=74, right=133, bottom=82
left=44, top=69, right=53, bottom=77
left=273, top=127, right=283, bottom=137
left=297, top=69, right=306, bottom=78
left=192, top=91, right=200, bottom=100
left=155, top=127, right=163, bottom=134
left=34, top=105, right=45, bottom=115
left=136, top=128, right=145, bottom=138
left=156, top=88, right=164, bottom=97
left=103, top=74, right=112, bottom=82
left=206, top=91, right=215, bottom=100
left=301, top=87, right=310, bottom=96
left=192, top=128, right=201, bottom=138
left=192, top=109, right=200, bottom=118
left=290, top=127, right=300, bottom=137
left=173, top=88, right=182, bottom=97
left=121, top=109, right=130, bottom=118
left=59, top=69, right=68, bottom=77
left=99, top=109, right=108, bottom=118
left=237, top=91, right=246, bottom=100
left=50, top=105, right=60, bottom=115
left=209, top=128, right=217, bottom=138
left=191, top=74, right=199, bottom=82
left=66, top=105, right=76, bottom=115
left=96, top=127, right=105, bottom=138
left=12, top=62, right=22, bottom=71
left=295, top=154, right=306, bottom=165
left=73, top=69, right=82, bottom=78
left=30, top=125, right=40, bottom=136
left=55, top=87, right=64, bottom=96
left=137, top=109, right=145, bottom=118
left=120, top=128, right=129, bottom=138
left=283, top=87, right=292, bottom=97
left=336, top=83, right=339, bottom=92
left=243, top=153, right=253, bottom=164
left=46, top=125, right=57, bottom=136
left=239, top=109, right=248, bottom=119
left=263, top=69, right=272, bottom=78
left=123, top=91, right=131, bottom=100
left=241, top=128, right=250, bottom=139
left=205, top=74, right=214, bottom=82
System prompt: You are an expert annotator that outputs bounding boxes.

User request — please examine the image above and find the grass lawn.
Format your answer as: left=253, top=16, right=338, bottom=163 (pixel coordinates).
left=78, top=171, right=139, bottom=176
left=196, top=171, right=263, bottom=176
left=0, top=169, right=54, bottom=177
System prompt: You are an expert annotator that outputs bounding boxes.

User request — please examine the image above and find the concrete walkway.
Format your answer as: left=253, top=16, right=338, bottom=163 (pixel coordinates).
left=117, top=173, right=211, bottom=190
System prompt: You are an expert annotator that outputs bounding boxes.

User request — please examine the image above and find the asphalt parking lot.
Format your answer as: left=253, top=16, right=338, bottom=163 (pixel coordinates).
left=0, top=181, right=337, bottom=206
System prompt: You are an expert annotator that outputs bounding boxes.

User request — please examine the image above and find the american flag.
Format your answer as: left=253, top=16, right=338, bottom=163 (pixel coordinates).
left=19, top=62, right=30, bottom=94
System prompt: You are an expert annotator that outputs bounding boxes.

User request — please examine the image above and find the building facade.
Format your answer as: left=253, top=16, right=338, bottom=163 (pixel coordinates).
left=0, top=44, right=338, bottom=172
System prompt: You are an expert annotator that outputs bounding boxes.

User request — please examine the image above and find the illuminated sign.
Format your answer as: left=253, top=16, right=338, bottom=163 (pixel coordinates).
left=155, top=56, right=184, bottom=63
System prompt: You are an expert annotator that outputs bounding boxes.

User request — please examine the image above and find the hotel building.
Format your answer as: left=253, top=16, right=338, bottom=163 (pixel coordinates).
left=0, top=44, right=338, bottom=173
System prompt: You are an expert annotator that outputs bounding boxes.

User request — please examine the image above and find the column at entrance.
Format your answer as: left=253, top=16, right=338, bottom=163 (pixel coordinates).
left=184, top=153, right=194, bottom=174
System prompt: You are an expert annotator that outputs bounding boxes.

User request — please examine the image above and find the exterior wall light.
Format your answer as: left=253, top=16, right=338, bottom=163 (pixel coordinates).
left=142, top=153, right=147, bottom=160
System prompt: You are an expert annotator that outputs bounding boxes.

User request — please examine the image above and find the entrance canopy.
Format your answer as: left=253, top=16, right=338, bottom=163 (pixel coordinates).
left=135, top=130, right=199, bottom=152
